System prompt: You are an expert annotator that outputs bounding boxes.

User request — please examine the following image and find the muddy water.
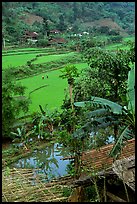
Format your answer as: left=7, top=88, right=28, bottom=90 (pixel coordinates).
left=10, top=143, right=74, bottom=182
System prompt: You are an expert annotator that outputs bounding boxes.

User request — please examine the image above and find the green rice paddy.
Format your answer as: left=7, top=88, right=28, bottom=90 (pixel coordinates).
left=32, top=52, right=75, bottom=64
left=2, top=53, right=39, bottom=69
left=105, top=36, right=134, bottom=51
left=3, top=36, right=134, bottom=114
left=2, top=51, right=75, bottom=69
left=19, top=63, right=88, bottom=113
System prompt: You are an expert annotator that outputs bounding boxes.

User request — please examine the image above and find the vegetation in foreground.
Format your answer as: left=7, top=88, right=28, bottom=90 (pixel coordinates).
left=2, top=2, right=135, bottom=201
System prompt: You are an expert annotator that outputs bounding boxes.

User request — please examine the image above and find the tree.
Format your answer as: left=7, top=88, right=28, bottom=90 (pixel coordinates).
left=79, top=37, right=97, bottom=52
left=43, top=18, right=50, bottom=37
left=80, top=46, right=134, bottom=102
left=59, top=64, right=79, bottom=110
left=57, top=14, right=67, bottom=32
left=2, top=69, right=30, bottom=138
left=73, top=2, right=78, bottom=21
left=74, top=65, right=135, bottom=158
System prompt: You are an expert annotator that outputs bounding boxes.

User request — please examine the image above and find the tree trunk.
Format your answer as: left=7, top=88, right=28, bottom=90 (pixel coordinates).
left=69, top=84, right=74, bottom=110
left=3, top=37, right=6, bottom=48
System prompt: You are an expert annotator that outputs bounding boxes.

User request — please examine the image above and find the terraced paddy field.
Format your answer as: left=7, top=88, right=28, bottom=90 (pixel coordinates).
left=3, top=36, right=134, bottom=114
left=2, top=47, right=87, bottom=113
left=2, top=48, right=72, bottom=69
left=104, top=36, right=134, bottom=51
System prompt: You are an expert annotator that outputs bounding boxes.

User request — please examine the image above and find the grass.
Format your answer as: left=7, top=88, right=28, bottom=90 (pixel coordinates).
left=19, top=63, right=88, bottom=114
left=2, top=47, right=67, bottom=56
left=2, top=51, right=75, bottom=69
left=2, top=53, right=39, bottom=69
left=123, top=36, right=135, bottom=42
left=105, top=43, right=130, bottom=50
left=2, top=36, right=134, bottom=113
left=32, top=52, right=75, bottom=64
left=105, top=36, right=134, bottom=51
left=2, top=47, right=53, bottom=53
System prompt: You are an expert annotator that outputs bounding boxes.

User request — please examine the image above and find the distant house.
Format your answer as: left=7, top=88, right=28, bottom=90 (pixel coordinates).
left=50, top=29, right=61, bottom=34
left=48, top=38, right=67, bottom=45
left=83, top=31, right=89, bottom=35
left=23, top=31, right=39, bottom=43
left=71, top=33, right=83, bottom=37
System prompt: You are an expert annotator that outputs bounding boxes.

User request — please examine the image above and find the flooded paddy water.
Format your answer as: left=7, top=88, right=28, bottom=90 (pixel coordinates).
left=10, top=142, right=74, bottom=183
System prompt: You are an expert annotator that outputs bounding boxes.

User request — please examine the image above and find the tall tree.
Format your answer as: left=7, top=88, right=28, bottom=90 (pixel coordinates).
left=59, top=64, right=79, bottom=110
left=58, top=14, right=66, bottom=31
left=43, top=18, right=50, bottom=37
left=79, top=47, right=134, bottom=102
left=73, top=2, right=78, bottom=21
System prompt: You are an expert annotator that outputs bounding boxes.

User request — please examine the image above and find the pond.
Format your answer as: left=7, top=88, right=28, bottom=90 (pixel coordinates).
left=10, top=142, right=74, bottom=183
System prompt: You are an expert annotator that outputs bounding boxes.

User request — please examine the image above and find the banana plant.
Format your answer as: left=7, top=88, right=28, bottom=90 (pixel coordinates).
left=109, top=64, right=135, bottom=158
left=74, top=65, right=135, bottom=158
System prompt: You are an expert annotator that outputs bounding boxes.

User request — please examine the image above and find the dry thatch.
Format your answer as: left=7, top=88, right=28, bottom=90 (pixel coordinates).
left=2, top=168, right=74, bottom=202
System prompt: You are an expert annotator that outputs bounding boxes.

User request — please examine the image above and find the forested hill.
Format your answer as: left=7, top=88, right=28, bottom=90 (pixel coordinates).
left=2, top=2, right=135, bottom=42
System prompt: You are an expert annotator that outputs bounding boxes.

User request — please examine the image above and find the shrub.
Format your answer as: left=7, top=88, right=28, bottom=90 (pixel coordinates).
left=2, top=69, right=30, bottom=138
left=37, top=39, right=49, bottom=47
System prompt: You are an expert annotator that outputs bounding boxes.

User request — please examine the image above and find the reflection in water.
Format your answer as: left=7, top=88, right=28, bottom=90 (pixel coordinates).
left=11, top=143, right=73, bottom=183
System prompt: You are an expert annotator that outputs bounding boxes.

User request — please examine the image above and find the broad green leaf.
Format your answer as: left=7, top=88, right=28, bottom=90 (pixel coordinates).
left=74, top=101, right=91, bottom=107
left=74, top=97, right=123, bottom=114
left=109, top=126, right=133, bottom=159
left=87, top=108, right=110, bottom=118
left=127, top=65, right=135, bottom=114
left=90, top=97, right=123, bottom=114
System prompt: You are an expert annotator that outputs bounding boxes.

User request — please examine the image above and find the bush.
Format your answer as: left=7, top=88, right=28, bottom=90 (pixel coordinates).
left=2, top=69, right=30, bottom=138
left=109, top=35, right=123, bottom=43
left=37, top=39, right=49, bottom=47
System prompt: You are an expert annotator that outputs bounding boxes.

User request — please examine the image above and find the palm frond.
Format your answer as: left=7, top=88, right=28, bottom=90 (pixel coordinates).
left=98, top=120, right=119, bottom=129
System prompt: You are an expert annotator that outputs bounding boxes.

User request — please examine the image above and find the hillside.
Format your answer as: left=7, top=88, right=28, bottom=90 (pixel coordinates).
left=20, top=12, right=43, bottom=25
left=2, top=2, right=135, bottom=43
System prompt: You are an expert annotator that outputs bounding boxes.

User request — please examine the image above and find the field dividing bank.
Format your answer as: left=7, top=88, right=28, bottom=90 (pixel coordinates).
left=2, top=47, right=56, bottom=53
left=2, top=51, right=75, bottom=69
left=2, top=53, right=39, bottom=69
left=104, top=43, right=130, bottom=51
left=19, top=63, right=88, bottom=114
left=2, top=48, right=69, bottom=56
left=32, top=52, right=75, bottom=64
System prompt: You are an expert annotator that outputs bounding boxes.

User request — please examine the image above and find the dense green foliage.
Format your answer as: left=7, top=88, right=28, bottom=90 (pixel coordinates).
left=74, top=64, right=135, bottom=158
left=2, top=2, right=135, bottom=202
left=74, top=42, right=135, bottom=103
left=2, top=69, right=30, bottom=138
left=2, top=2, right=135, bottom=44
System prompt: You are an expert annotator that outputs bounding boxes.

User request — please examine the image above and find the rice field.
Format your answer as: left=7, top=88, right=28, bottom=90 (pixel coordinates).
left=32, top=52, right=75, bottom=65
left=19, top=63, right=88, bottom=113
left=3, top=36, right=133, bottom=114
left=105, top=36, right=134, bottom=51
left=2, top=53, right=39, bottom=69
left=2, top=49, right=73, bottom=69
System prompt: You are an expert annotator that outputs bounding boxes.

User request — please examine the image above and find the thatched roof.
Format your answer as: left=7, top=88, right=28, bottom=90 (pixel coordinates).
left=112, top=155, right=135, bottom=191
